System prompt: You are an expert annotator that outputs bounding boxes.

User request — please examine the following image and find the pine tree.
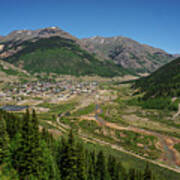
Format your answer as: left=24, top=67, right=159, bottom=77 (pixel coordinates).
left=95, top=150, right=108, bottom=180
left=59, top=136, right=69, bottom=178
left=108, top=155, right=117, bottom=180
left=87, top=161, right=95, bottom=180
left=128, top=168, right=136, bottom=180
left=144, top=164, right=152, bottom=180
left=32, top=109, right=39, bottom=135
left=76, top=143, right=86, bottom=180
left=65, top=129, right=78, bottom=180
left=59, top=130, right=78, bottom=180
left=30, top=109, right=44, bottom=177
left=12, top=110, right=46, bottom=179
left=3, top=112, right=20, bottom=139
left=41, top=127, right=55, bottom=150
left=12, top=110, right=29, bottom=178
left=40, top=140, right=61, bottom=180
left=87, top=151, right=96, bottom=180
left=117, top=161, right=126, bottom=180
left=0, top=114, right=10, bottom=164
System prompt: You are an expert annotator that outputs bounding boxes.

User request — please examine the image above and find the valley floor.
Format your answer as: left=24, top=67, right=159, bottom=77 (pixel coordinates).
left=1, top=77, right=180, bottom=177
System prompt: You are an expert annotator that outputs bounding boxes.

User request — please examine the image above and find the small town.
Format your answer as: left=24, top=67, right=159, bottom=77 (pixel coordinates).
left=0, top=80, right=99, bottom=106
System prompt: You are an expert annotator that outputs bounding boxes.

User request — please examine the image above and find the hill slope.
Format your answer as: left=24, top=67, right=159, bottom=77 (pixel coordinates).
left=133, top=57, right=180, bottom=98
left=82, top=36, right=174, bottom=73
left=0, top=59, right=29, bottom=82
left=0, top=34, right=130, bottom=77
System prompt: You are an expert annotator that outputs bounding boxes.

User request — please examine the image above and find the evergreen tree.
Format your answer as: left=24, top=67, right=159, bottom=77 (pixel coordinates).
left=87, top=151, right=96, bottom=180
left=59, top=137, right=69, bottom=179
left=117, top=161, right=126, bottom=180
left=59, top=130, right=78, bottom=180
left=128, top=168, right=136, bottom=180
left=108, top=155, right=117, bottom=180
left=30, top=109, right=44, bottom=177
left=0, top=114, right=10, bottom=164
left=12, top=110, right=30, bottom=178
left=87, top=161, right=95, bottom=180
left=3, top=112, right=20, bottom=139
left=144, top=164, right=152, bottom=180
left=96, top=150, right=108, bottom=180
left=42, top=127, right=55, bottom=150
left=135, top=169, right=143, bottom=180
left=76, top=143, right=86, bottom=180
left=40, top=140, right=61, bottom=180
left=32, top=109, right=39, bottom=135
left=65, top=129, right=78, bottom=180
left=12, top=110, right=45, bottom=179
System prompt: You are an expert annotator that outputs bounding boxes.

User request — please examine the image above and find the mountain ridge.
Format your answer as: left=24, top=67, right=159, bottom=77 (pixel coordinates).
left=82, top=36, right=174, bottom=73
left=0, top=27, right=176, bottom=76
left=1, top=35, right=131, bottom=77
left=0, top=27, right=86, bottom=58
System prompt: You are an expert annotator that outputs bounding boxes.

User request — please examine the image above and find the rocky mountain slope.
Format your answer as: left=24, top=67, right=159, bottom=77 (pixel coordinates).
left=0, top=27, right=82, bottom=59
left=0, top=28, right=131, bottom=77
left=82, top=36, right=174, bottom=73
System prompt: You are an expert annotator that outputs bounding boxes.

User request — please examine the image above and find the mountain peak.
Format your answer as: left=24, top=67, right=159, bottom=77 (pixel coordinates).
left=0, top=26, right=78, bottom=44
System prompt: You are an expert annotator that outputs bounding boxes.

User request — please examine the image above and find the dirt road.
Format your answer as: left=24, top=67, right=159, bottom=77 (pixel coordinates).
left=173, top=104, right=180, bottom=120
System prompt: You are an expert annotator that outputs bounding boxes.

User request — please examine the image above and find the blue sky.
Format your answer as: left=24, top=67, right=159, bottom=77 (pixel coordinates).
left=1, top=0, right=179, bottom=53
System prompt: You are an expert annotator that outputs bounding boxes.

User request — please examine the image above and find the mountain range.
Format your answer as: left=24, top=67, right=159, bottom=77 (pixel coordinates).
left=0, top=27, right=177, bottom=76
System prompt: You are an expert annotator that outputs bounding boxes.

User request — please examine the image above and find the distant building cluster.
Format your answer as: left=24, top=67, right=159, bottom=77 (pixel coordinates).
left=0, top=80, right=98, bottom=104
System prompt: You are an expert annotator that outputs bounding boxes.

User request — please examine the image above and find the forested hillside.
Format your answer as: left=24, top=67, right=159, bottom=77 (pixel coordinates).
left=0, top=109, right=174, bottom=180
left=2, top=36, right=131, bottom=77
left=133, top=57, right=180, bottom=99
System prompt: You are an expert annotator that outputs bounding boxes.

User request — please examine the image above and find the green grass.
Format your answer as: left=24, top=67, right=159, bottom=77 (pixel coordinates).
left=37, top=101, right=77, bottom=122
left=99, top=100, right=129, bottom=126
left=38, top=101, right=76, bottom=113
left=79, top=120, right=101, bottom=132
left=72, top=104, right=96, bottom=116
